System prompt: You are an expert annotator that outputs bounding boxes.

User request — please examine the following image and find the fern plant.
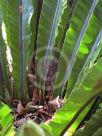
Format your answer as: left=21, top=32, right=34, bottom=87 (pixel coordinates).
left=73, top=107, right=102, bottom=136
left=0, top=0, right=102, bottom=136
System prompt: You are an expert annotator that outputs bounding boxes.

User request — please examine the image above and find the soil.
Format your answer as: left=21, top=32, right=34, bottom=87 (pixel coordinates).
left=12, top=97, right=64, bottom=131
left=11, top=60, right=65, bottom=131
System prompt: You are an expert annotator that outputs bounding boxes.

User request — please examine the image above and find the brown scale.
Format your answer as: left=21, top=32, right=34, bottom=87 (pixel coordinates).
left=45, top=59, right=58, bottom=102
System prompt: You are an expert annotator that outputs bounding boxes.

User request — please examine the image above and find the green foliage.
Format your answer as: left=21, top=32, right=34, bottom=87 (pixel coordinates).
left=0, top=0, right=102, bottom=136
left=30, top=0, right=43, bottom=54
left=16, top=120, right=46, bottom=136
left=0, top=101, right=14, bottom=136
left=54, top=0, right=102, bottom=97
left=73, top=108, right=102, bottom=136
left=41, top=57, right=102, bottom=136
left=0, top=0, right=33, bottom=100
left=0, top=8, right=10, bottom=98
left=0, top=0, right=20, bottom=99
left=35, top=0, right=68, bottom=89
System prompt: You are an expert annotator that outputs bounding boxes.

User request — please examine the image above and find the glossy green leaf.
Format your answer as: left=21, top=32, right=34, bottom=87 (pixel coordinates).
left=35, top=0, right=67, bottom=90
left=0, top=64, right=4, bottom=97
left=29, top=0, right=43, bottom=55
left=0, top=8, right=10, bottom=97
left=22, top=0, right=34, bottom=99
left=73, top=108, right=102, bottom=136
left=54, top=0, right=101, bottom=97
left=42, top=57, right=102, bottom=136
left=66, top=0, right=102, bottom=97
left=65, top=101, right=94, bottom=136
left=55, top=0, right=70, bottom=49
left=66, top=29, right=102, bottom=98
left=92, top=127, right=102, bottom=136
left=16, top=120, right=46, bottom=136
left=0, top=0, right=20, bottom=98
left=0, top=102, right=14, bottom=136
left=0, top=0, right=34, bottom=100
